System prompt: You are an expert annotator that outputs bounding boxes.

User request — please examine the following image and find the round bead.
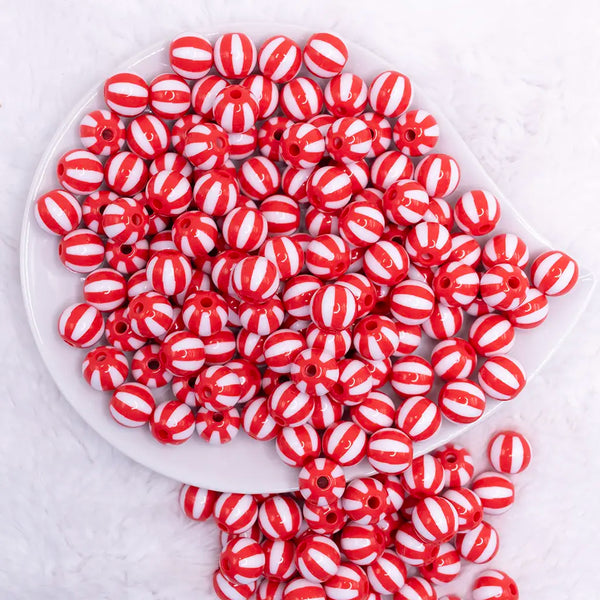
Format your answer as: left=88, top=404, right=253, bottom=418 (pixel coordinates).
left=184, top=123, right=230, bottom=170
left=305, top=324, right=351, bottom=360
left=58, top=302, right=104, bottom=348
left=282, top=578, right=325, bottom=600
left=324, top=563, right=369, bottom=600
left=282, top=166, right=313, bottom=202
left=193, top=170, right=238, bottom=216
left=172, top=211, right=218, bottom=258
left=488, top=430, right=532, bottom=474
left=328, top=358, right=372, bottom=406
left=479, top=263, right=528, bottom=311
left=393, top=522, right=439, bottom=567
left=213, top=569, right=256, bottom=600
left=419, top=542, right=461, bottom=585
left=168, top=33, right=213, bottom=79
left=350, top=391, right=395, bottom=433
left=213, top=493, right=258, bottom=534
left=363, top=240, right=409, bottom=286
left=471, top=471, right=515, bottom=515
left=422, top=303, right=464, bottom=340
left=389, top=280, right=435, bottom=325
left=469, top=314, right=515, bottom=357
left=146, top=170, right=192, bottom=217
left=109, top=382, right=154, bottom=428
left=239, top=296, right=285, bottom=336
left=405, top=221, right=452, bottom=267
left=339, top=522, right=386, bottom=566
left=145, top=249, right=192, bottom=296
left=298, top=457, right=346, bottom=507
left=195, top=364, right=241, bottom=411
left=149, top=400, right=194, bottom=445
left=268, top=381, right=314, bottom=427
left=258, top=495, right=302, bottom=541
left=159, top=331, right=205, bottom=377
left=433, top=261, right=479, bottom=307
left=290, top=348, right=338, bottom=396
left=131, top=343, right=173, bottom=387
left=442, top=487, right=484, bottom=533
left=472, top=569, right=519, bottom=600
left=223, top=208, right=268, bottom=253
left=182, top=291, right=228, bottom=337
left=310, top=395, right=344, bottom=430
left=395, top=577, right=436, bottom=600
left=126, top=113, right=170, bottom=160
left=305, top=234, right=350, bottom=280
left=482, top=233, right=529, bottom=269
left=281, top=123, right=325, bottom=169
left=196, top=406, right=241, bottom=444
left=438, top=379, right=486, bottom=424
left=449, top=233, right=482, bottom=267
left=58, top=229, right=104, bottom=273
left=280, top=77, right=324, bottom=121
left=257, top=580, right=286, bottom=600
left=105, top=308, right=146, bottom=351
left=305, top=206, right=339, bottom=237
left=395, top=322, right=422, bottom=356
left=370, top=151, right=413, bottom=191
left=149, top=73, right=191, bottom=119
left=506, top=287, right=549, bottom=329
left=302, top=500, right=347, bottom=536
left=303, top=33, right=347, bottom=78
left=242, top=395, right=280, bottom=441
left=276, top=423, right=320, bottom=467
left=57, top=150, right=104, bottom=195
left=411, top=496, right=459, bottom=543
left=414, top=153, right=460, bottom=198
left=353, top=315, right=399, bottom=361
left=260, top=236, right=304, bottom=279
left=179, top=484, right=218, bottom=521
left=100, top=198, right=149, bottom=245
left=341, top=477, right=387, bottom=524
left=257, top=35, right=301, bottom=83
left=103, top=72, right=149, bottom=117
left=338, top=200, right=385, bottom=248
left=395, top=396, right=441, bottom=442
left=454, top=190, right=501, bottom=236
left=478, top=355, right=526, bottom=400
left=324, top=73, right=368, bottom=117
left=391, top=356, right=434, bottom=398
left=310, top=284, right=357, bottom=332
left=307, top=167, right=352, bottom=213
left=455, top=521, right=499, bottom=564
left=433, top=443, right=475, bottom=488
left=79, top=109, right=125, bottom=156
left=366, top=549, right=406, bottom=594
left=393, top=110, right=439, bottom=156
left=259, top=196, right=301, bottom=236
left=383, top=179, right=429, bottom=226
left=431, top=338, right=477, bottom=381
left=262, top=539, right=297, bottom=581
left=326, top=117, right=372, bottom=164
left=295, top=534, right=341, bottom=583
left=238, top=156, right=281, bottom=201
left=104, top=151, right=149, bottom=196
left=190, top=74, right=227, bottom=118
left=213, top=84, right=259, bottom=134
left=401, top=455, right=445, bottom=498
left=361, top=113, right=391, bottom=158
left=264, top=329, right=307, bottom=374
left=367, top=427, right=413, bottom=475
left=35, top=189, right=82, bottom=235
left=530, top=250, right=579, bottom=296
left=214, top=32, right=257, bottom=79
left=368, top=71, right=412, bottom=119
left=220, top=537, right=265, bottom=585
left=322, top=422, right=367, bottom=467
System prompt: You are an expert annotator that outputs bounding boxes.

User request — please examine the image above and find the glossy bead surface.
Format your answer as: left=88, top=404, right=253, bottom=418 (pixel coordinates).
left=298, top=457, right=346, bottom=507
left=395, top=396, right=441, bottom=442
left=488, top=430, right=532, bottom=474
left=454, top=190, right=501, bottom=236
left=455, top=521, right=499, bottom=564
left=530, top=250, right=578, bottom=296
left=479, top=263, right=528, bottom=311
left=103, top=72, right=148, bottom=117
left=367, top=427, right=413, bottom=474
left=472, top=569, right=519, bottom=600
left=478, top=355, right=526, bottom=400
left=442, top=487, right=483, bottom=533
left=393, top=110, right=439, bottom=157
left=150, top=400, right=195, bottom=445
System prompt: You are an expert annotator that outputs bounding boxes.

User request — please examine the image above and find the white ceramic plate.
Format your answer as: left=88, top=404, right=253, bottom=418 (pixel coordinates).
left=21, top=24, right=595, bottom=493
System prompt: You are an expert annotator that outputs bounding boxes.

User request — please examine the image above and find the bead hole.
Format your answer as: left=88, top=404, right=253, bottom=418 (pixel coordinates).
left=96, top=352, right=107, bottom=362
left=132, top=214, right=142, bottom=226
left=101, top=127, right=115, bottom=141
left=288, top=143, right=301, bottom=157
left=148, top=359, right=160, bottom=371
left=212, top=412, right=224, bottom=422
left=404, top=129, right=416, bottom=142
left=509, top=583, right=518, bottom=596
left=363, top=294, right=374, bottom=307
left=215, top=137, right=226, bottom=149
left=304, top=363, right=318, bottom=377
left=229, top=88, right=242, bottom=100
left=180, top=218, right=191, bottom=229
left=273, top=129, right=284, bottom=140
left=57, top=163, right=65, bottom=176
left=473, top=510, right=482, bottom=521
left=157, top=429, right=169, bottom=440
left=367, top=496, right=380, bottom=510
left=202, top=386, right=213, bottom=397
left=188, top=377, right=197, bottom=388
left=439, top=276, right=451, bottom=289
left=332, top=137, right=343, bottom=150
left=445, top=452, right=457, bottom=464
left=508, top=276, right=521, bottom=289
left=200, top=297, right=213, bottom=308
left=334, top=262, right=346, bottom=272
left=316, top=476, right=330, bottom=490
left=121, top=244, right=133, bottom=255
left=365, top=320, right=378, bottom=331
left=325, top=512, right=337, bottom=523
left=479, top=224, right=493, bottom=234
left=132, top=302, right=144, bottom=314
left=115, top=321, right=128, bottom=334
left=421, top=252, right=433, bottom=262
left=332, top=382, right=344, bottom=395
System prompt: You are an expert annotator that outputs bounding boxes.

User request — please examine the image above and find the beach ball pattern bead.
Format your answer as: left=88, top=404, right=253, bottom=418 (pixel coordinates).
left=268, top=381, right=314, bottom=427
left=442, top=487, right=483, bottom=533
left=326, top=117, right=372, bottom=164
left=306, top=325, right=352, bottom=360
left=58, top=229, right=105, bottom=273
left=146, top=249, right=192, bottom=296
left=184, top=123, right=230, bottom=170
left=242, top=396, right=278, bottom=438
left=482, top=233, right=529, bottom=269
left=353, top=315, right=399, bottom=361
left=305, top=206, right=339, bottom=237
left=343, top=160, right=370, bottom=194
left=395, top=577, right=436, bottom=600
left=237, top=330, right=266, bottom=364
left=179, top=484, right=219, bottom=521
left=258, top=495, right=302, bottom=541
left=338, top=200, right=385, bottom=248
left=290, top=348, right=339, bottom=396
left=336, top=273, right=377, bottom=317
left=257, top=580, right=286, bottom=600
left=196, top=406, right=241, bottom=444
left=282, top=578, right=326, bottom=600
left=104, top=151, right=149, bottom=196
left=126, top=114, right=170, bottom=160
left=105, top=238, right=149, bottom=274
left=58, top=302, right=104, bottom=348
left=149, top=230, right=178, bottom=256
left=220, top=537, right=265, bottom=585
left=530, top=250, right=579, bottom=296
left=295, top=535, right=341, bottom=583
left=214, top=33, right=257, bottom=79
left=341, top=477, right=388, bottom=524
left=264, top=329, right=307, bottom=374
left=419, top=542, right=460, bottom=585
left=465, top=297, right=495, bottom=318
left=83, top=268, right=127, bottom=312
left=329, top=358, right=372, bottom=405
left=259, top=195, right=301, bottom=236
left=395, top=396, right=441, bottom=442
left=182, top=291, right=228, bottom=337
left=105, top=308, right=146, bottom=351
left=324, top=73, right=368, bottom=118
left=303, top=33, right=348, bottom=78
left=359, top=114, right=391, bottom=159
left=280, top=77, right=324, bottom=121
left=57, top=150, right=104, bottom=195
left=214, top=493, right=259, bottom=535
left=282, top=166, right=313, bottom=203
left=393, top=110, right=439, bottom=157
left=455, top=521, right=499, bottom=564
left=438, top=379, right=486, bottom=424
left=449, top=233, right=482, bottom=268
left=391, top=356, right=434, bottom=398
left=469, top=314, right=515, bottom=357
left=258, top=116, right=293, bottom=160
left=238, top=156, right=280, bottom=200
left=148, top=73, right=190, bottom=120
left=213, top=85, right=259, bottom=134
left=213, top=570, right=256, bottom=600
left=478, top=355, right=526, bottom=400
left=310, top=284, right=357, bottom=332
left=488, top=431, right=532, bottom=474
left=402, top=455, right=445, bottom=499
left=395, top=322, right=422, bottom=356
left=423, top=197, right=453, bottom=230
left=366, top=549, right=406, bottom=594
left=472, top=570, right=519, bottom=600
left=171, top=115, right=204, bottom=156
left=414, top=155, right=459, bottom=200
left=82, top=345, right=128, bottom=391
left=479, top=263, right=528, bottom=310
left=103, top=72, right=149, bottom=117
left=239, top=296, right=285, bottom=336
left=322, top=422, right=367, bottom=467
left=191, top=75, right=228, bottom=119
left=276, top=424, right=320, bottom=466
left=405, top=221, right=452, bottom=268
left=310, top=394, right=344, bottom=430
left=324, top=563, right=370, bottom=600
left=257, top=35, right=301, bottom=83
left=307, top=166, right=352, bottom=213
left=368, top=71, right=412, bottom=118
left=35, top=189, right=82, bottom=235
left=172, top=211, right=218, bottom=257
left=262, top=539, right=296, bottom=581
left=305, top=234, right=350, bottom=280
left=370, top=151, right=414, bottom=191
left=506, top=286, right=549, bottom=329
left=79, top=109, right=125, bottom=156
left=433, top=261, right=479, bottom=307
left=159, top=330, right=205, bottom=377
left=302, top=500, right=347, bottom=536
left=411, top=496, right=459, bottom=543
left=101, top=197, right=149, bottom=244
left=298, top=457, right=346, bottom=507
left=193, top=170, right=238, bottom=216
left=431, top=338, right=477, bottom=381
left=232, top=256, right=280, bottom=304
left=471, top=471, right=515, bottom=515
left=434, top=443, right=475, bottom=488
left=169, top=33, right=213, bottom=79
left=222, top=207, right=268, bottom=252
left=383, top=179, right=429, bottom=226
left=172, top=375, right=199, bottom=407
left=339, top=522, right=386, bottom=566
left=454, top=190, right=501, bottom=237
left=389, top=280, right=435, bottom=326
left=196, top=364, right=241, bottom=411
left=260, top=236, right=304, bottom=279
left=228, top=127, right=257, bottom=160
left=367, top=427, right=413, bottom=474
left=350, top=391, right=395, bottom=433
left=363, top=240, right=410, bottom=286
left=131, top=343, right=173, bottom=387
left=393, top=523, right=439, bottom=567
left=281, top=123, right=325, bottom=169
left=421, top=302, right=464, bottom=340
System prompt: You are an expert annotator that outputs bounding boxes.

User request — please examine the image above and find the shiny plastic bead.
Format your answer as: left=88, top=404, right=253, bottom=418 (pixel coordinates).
left=321, top=422, right=367, bottom=467
left=305, top=206, right=339, bottom=237
left=326, top=117, right=372, bottom=163
left=256, top=36, right=301, bottom=84
left=126, top=291, right=171, bottom=339
left=431, top=338, right=477, bottom=381
left=393, top=110, right=439, bottom=157
left=268, top=381, right=314, bottom=427
left=196, top=406, right=241, bottom=444
left=104, top=151, right=149, bottom=196
left=214, top=32, right=257, bottom=79
left=258, top=196, right=301, bottom=236
left=293, top=534, right=340, bottom=583
left=257, top=580, right=286, bottom=600
left=280, top=77, right=324, bottom=121
left=479, top=263, right=528, bottom=310
left=305, top=324, right=351, bottom=360
left=339, top=522, right=386, bottom=566
left=326, top=358, right=371, bottom=406
left=488, top=431, right=532, bottom=474
left=145, top=249, right=192, bottom=297
left=303, top=33, right=347, bottom=78
left=190, top=75, right=226, bottom=119
left=58, top=302, right=104, bottom=348
left=79, top=109, right=125, bottom=156
left=393, top=522, right=439, bottom=567
left=334, top=274, right=374, bottom=318
left=391, top=356, right=434, bottom=398
left=350, top=390, right=395, bottom=433
left=394, top=322, right=421, bottom=356
left=238, top=156, right=281, bottom=201
left=302, top=499, right=347, bottom=536
left=478, top=355, right=526, bottom=400
left=179, top=484, right=218, bottom=521
left=419, top=542, right=461, bottom=585
left=421, top=302, right=463, bottom=341
left=506, top=287, right=549, bottom=329
left=449, top=233, right=481, bottom=268
left=342, top=160, right=370, bottom=194
left=305, top=234, right=349, bottom=280
left=228, top=127, right=257, bottom=160
left=193, top=170, right=238, bottom=217
left=325, top=564, right=369, bottom=600
left=171, top=211, right=218, bottom=258
left=103, top=72, right=148, bottom=117
left=454, top=190, right=501, bottom=236
left=395, top=396, right=441, bottom=442
left=309, top=395, right=344, bottom=430
left=241, top=395, right=279, bottom=440
left=338, top=201, right=384, bottom=248
left=438, top=379, right=486, bottom=424
left=368, top=71, right=411, bottom=119
left=106, top=238, right=149, bottom=274
left=367, top=427, right=413, bottom=474
left=220, top=537, right=265, bottom=585
left=341, top=477, right=387, bottom=524
left=469, top=314, right=515, bottom=357
left=131, top=343, right=173, bottom=387
left=280, top=123, right=325, bottom=169
left=213, top=569, right=256, bottom=600
left=264, top=329, right=307, bottom=374
left=363, top=240, right=410, bottom=286
left=276, top=423, right=320, bottom=466
left=307, top=167, right=352, bottom=213
left=213, top=493, right=258, bottom=534
left=530, top=249, right=578, bottom=296
left=434, top=443, right=475, bottom=488
left=159, top=330, right=205, bottom=377
left=472, top=570, right=519, bottom=600
left=282, top=578, right=326, bottom=600
left=455, top=521, right=499, bottom=564
left=472, top=471, right=515, bottom=515
left=172, top=375, right=198, bottom=407
left=442, top=487, right=484, bottom=533
left=395, top=577, right=436, bottom=600
left=170, top=115, right=203, bottom=155
left=411, top=496, right=459, bottom=543
left=239, top=296, right=285, bottom=335
left=126, top=113, right=170, bottom=160
left=101, top=197, right=149, bottom=245
left=35, top=189, right=82, bottom=236
left=146, top=170, right=192, bottom=217
left=105, top=308, right=146, bottom=351
left=423, top=197, right=453, bottom=230
left=149, top=73, right=191, bottom=119
left=482, top=233, right=529, bottom=269
left=382, top=180, right=429, bottom=227
left=281, top=166, right=312, bottom=203
left=237, top=330, right=267, bottom=364
left=258, top=116, right=293, bottom=160
left=148, top=230, right=177, bottom=256
left=308, top=284, right=356, bottom=332
left=433, top=262, right=479, bottom=307
left=259, top=238, right=303, bottom=282
left=182, top=291, right=228, bottom=337
left=195, top=364, right=241, bottom=411
left=298, top=457, right=346, bottom=507
left=184, top=123, right=230, bottom=170
left=262, top=539, right=296, bottom=581
left=222, top=208, right=268, bottom=253
left=168, top=33, right=213, bottom=79
left=258, top=495, right=302, bottom=541
left=211, top=85, right=259, bottom=134
left=388, top=280, right=434, bottom=326
left=56, top=149, right=104, bottom=195
left=370, top=151, right=413, bottom=191
left=365, top=549, right=406, bottom=594
left=149, top=400, right=195, bottom=445
left=405, top=221, right=452, bottom=268
left=402, top=455, right=445, bottom=498
left=353, top=315, right=399, bottom=361
left=324, top=73, right=368, bottom=117
left=290, top=348, right=338, bottom=396
left=414, top=153, right=460, bottom=198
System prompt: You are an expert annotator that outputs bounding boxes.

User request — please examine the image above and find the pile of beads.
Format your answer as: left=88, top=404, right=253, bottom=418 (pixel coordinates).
left=180, top=428, right=529, bottom=599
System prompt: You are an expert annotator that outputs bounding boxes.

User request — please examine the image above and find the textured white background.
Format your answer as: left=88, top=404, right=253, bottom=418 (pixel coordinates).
left=1, top=1, right=599, bottom=598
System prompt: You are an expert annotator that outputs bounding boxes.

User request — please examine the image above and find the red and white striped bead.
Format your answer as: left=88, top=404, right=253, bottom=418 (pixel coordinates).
left=264, top=329, right=307, bottom=374
left=455, top=521, right=499, bottom=564
left=366, top=549, right=406, bottom=594
left=179, top=484, right=218, bottom=521
left=383, top=179, right=429, bottom=226
left=184, top=123, right=230, bottom=171
left=454, top=190, right=501, bottom=236
left=351, top=391, right=395, bottom=433
left=368, top=71, right=412, bottom=118
left=146, top=249, right=192, bottom=296
left=276, top=423, right=320, bottom=466
left=222, top=207, right=268, bottom=252
left=449, top=233, right=482, bottom=268
left=401, top=455, right=445, bottom=498
left=309, top=284, right=357, bottom=331
left=172, top=211, right=218, bottom=257
left=442, top=487, right=483, bottom=532
left=149, top=399, right=195, bottom=445
left=389, top=280, right=434, bottom=325
left=431, top=338, right=477, bottom=381
left=302, top=500, right=347, bottom=536
left=283, top=275, right=322, bottom=319
left=196, top=406, right=241, bottom=444
left=103, top=72, right=148, bottom=117
left=213, top=493, right=258, bottom=534
left=405, top=221, right=452, bottom=268
left=324, top=73, right=368, bottom=117
left=419, top=542, right=460, bottom=585
left=363, top=241, right=410, bottom=286
left=238, top=156, right=281, bottom=201
left=100, top=198, right=148, bottom=245
left=213, top=85, right=259, bottom=134
left=305, top=234, right=350, bottom=280
left=438, top=379, right=486, bottom=424
left=281, top=123, right=325, bottom=169
left=79, top=109, right=125, bottom=156
left=469, top=314, right=515, bottom=357
left=58, top=302, right=104, bottom=348
left=214, top=32, right=257, bottom=79
left=326, top=117, right=372, bottom=164
left=482, top=233, right=529, bottom=269
left=303, top=33, right=348, bottom=78
left=290, top=348, right=338, bottom=396
left=182, top=291, right=228, bottom=337
left=393, top=109, right=439, bottom=157
left=370, top=151, right=413, bottom=191
left=411, top=496, right=458, bottom=543
left=339, top=522, right=386, bottom=566
left=421, top=303, right=464, bottom=340
left=367, top=428, right=413, bottom=474
left=58, top=229, right=104, bottom=274
left=242, top=396, right=280, bottom=441
left=57, top=150, right=104, bottom=195
left=149, top=73, right=191, bottom=120
left=322, top=421, right=367, bottom=466
left=324, top=563, right=369, bottom=600
left=268, top=381, right=314, bottom=427
left=257, top=35, right=301, bottom=83
left=471, top=471, right=515, bottom=515
left=393, top=523, right=439, bottom=568
left=35, top=189, right=82, bottom=235
left=159, top=331, right=205, bottom=377
left=395, top=577, right=436, bottom=600
left=530, top=250, right=579, bottom=296
left=104, top=151, right=149, bottom=196
left=353, top=315, right=399, bottom=361
left=169, top=33, right=213, bottom=79
left=307, top=166, right=352, bottom=213
left=220, top=537, right=265, bottom=585
left=132, top=343, right=173, bottom=388
left=395, top=396, right=441, bottom=442
left=126, top=114, right=170, bottom=160
left=193, top=170, right=238, bottom=217
left=295, top=534, right=341, bottom=583
left=433, top=261, right=479, bottom=307
left=338, top=201, right=384, bottom=247
left=391, top=356, right=434, bottom=398
left=328, top=358, right=372, bottom=405
left=298, top=457, right=346, bottom=507
left=506, top=286, right=549, bottom=329
left=258, top=495, right=302, bottom=541
left=196, top=364, right=241, bottom=411
left=146, top=170, right=192, bottom=217
left=479, top=263, right=528, bottom=311
left=341, top=477, right=387, bottom=525
left=262, top=539, right=296, bottom=581
left=83, top=268, right=126, bottom=313
left=414, top=153, right=460, bottom=198
left=472, top=570, right=519, bottom=600
left=310, top=394, right=344, bottom=430
left=434, top=444, right=475, bottom=488
left=281, top=77, right=324, bottom=121
left=232, top=256, right=280, bottom=305
left=488, top=430, right=532, bottom=474
left=213, top=570, right=255, bottom=600
left=478, top=355, right=526, bottom=400
left=260, top=236, right=304, bottom=279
